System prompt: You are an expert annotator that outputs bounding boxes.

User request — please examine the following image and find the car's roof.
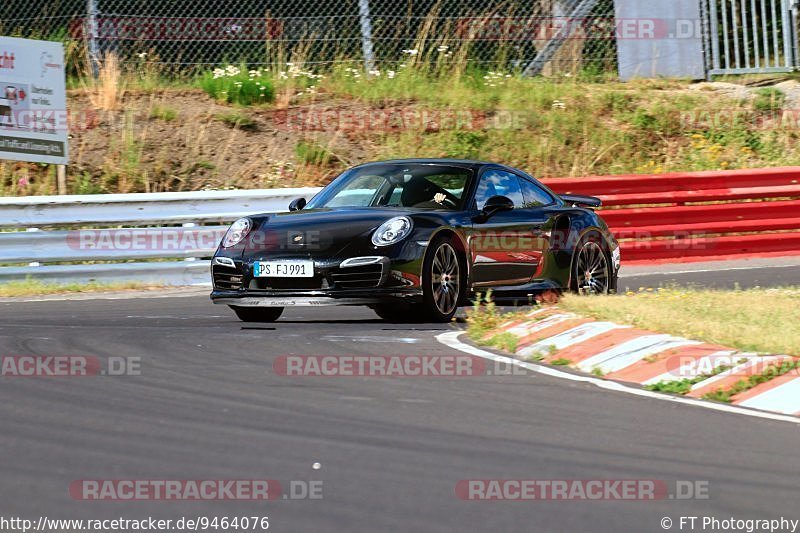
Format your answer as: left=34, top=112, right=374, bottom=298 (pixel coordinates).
left=353, top=158, right=497, bottom=170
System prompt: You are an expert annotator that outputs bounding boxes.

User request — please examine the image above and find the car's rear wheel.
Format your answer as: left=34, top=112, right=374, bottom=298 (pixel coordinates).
left=421, top=237, right=463, bottom=322
left=229, top=305, right=284, bottom=322
left=571, top=234, right=614, bottom=295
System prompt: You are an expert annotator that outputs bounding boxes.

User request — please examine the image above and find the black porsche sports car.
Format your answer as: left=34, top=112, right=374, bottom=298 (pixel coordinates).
left=211, top=159, right=620, bottom=322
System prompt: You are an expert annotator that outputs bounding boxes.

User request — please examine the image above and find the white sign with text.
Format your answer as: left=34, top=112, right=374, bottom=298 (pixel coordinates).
left=0, top=36, right=68, bottom=164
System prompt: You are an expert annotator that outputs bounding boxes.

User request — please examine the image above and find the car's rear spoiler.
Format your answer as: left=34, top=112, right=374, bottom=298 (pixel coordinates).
left=560, top=194, right=602, bottom=209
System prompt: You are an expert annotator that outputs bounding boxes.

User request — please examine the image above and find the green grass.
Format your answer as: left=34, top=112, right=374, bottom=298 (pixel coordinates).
left=149, top=105, right=178, bottom=121
left=0, top=279, right=163, bottom=297
left=484, top=332, right=519, bottom=353
left=466, top=291, right=531, bottom=343
left=199, top=65, right=275, bottom=106
left=560, top=287, right=800, bottom=357
left=645, top=363, right=736, bottom=395
left=215, top=111, right=258, bottom=131
left=753, top=87, right=785, bottom=114
left=318, top=67, right=794, bottom=177
left=294, top=140, right=336, bottom=167
left=701, top=360, right=800, bottom=403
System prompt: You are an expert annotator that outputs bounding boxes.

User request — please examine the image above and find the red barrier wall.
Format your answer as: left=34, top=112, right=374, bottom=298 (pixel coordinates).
left=541, top=167, right=800, bottom=263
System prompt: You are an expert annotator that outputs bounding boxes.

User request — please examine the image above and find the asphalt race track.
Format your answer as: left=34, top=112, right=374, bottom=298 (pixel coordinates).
left=1, top=262, right=799, bottom=533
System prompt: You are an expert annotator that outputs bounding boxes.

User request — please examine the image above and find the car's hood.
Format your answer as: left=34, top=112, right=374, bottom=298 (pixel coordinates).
left=244, top=207, right=409, bottom=258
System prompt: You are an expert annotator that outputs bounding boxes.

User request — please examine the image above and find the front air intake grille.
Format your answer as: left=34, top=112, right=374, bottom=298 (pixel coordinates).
left=213, top=266, right=243, bottom=290
left=330, top=264, right=384, bottom=289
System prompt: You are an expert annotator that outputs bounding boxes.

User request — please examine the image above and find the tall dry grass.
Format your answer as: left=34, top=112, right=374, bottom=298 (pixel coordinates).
left=86, top=52, right=126, bottom=111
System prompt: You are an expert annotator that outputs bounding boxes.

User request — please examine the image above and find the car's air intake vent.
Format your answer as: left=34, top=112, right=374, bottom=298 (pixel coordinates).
left=213, top=266, right=243, bottom=290
left=330, top=264, right=383, bottom=289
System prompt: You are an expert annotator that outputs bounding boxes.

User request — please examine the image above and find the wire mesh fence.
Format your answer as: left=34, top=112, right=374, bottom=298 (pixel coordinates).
left=1, top=0, right=618, bottom=76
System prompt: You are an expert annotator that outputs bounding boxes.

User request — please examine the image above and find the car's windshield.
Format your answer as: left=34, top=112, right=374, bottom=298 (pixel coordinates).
left=306, top=163, right=472, bottom=210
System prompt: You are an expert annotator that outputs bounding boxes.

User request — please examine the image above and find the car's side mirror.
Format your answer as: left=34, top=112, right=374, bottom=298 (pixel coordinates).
left=288, top=197, right=306, bottom=211
left=477, top=195, right=514, bottom=221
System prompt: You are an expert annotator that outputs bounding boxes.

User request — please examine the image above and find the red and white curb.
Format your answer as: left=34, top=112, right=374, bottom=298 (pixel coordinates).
left=436, top=309, right=800, bottom=424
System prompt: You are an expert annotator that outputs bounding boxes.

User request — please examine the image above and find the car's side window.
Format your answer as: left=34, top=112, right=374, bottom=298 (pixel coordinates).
left=474, top=170, right=524, bottom=210
left=518, top=177, right=555, bottom=208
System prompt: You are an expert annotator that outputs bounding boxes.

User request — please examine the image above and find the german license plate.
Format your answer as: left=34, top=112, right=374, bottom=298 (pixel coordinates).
left=253, top=260, right=314, bottom=278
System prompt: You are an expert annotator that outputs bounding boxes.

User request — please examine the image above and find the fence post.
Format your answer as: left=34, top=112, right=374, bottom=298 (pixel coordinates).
left=701, top=0, right=715, bottom=80
left=56, top=165, right=67, bottom=195
left=782, top=0, right=794, bottom=68
left=792, top=0, right=799, bottom=69
left=86, top=0, right=101, bottom=77
left=357, top=0, right=377, bottom=74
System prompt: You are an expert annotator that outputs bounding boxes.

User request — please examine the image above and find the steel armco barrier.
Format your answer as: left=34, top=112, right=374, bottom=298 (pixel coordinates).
left=0, top=187, right=321, bottom=286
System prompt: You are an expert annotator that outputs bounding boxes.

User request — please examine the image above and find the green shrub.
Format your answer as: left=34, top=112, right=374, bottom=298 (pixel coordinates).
left=199, top=65, right=275, bottom=106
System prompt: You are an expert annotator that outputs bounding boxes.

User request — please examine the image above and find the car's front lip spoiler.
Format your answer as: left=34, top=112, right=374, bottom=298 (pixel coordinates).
left=212, top=296, right=381, bottom=307
left=211, top=288, right=423, bottom=307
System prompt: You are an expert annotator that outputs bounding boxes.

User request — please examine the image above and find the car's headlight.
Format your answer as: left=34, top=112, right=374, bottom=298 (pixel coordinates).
left=222, top=218, right=252, bottom=248
left=371, top=216, right=413, bottom=247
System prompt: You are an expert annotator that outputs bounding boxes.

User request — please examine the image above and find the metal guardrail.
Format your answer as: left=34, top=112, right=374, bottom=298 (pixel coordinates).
left=0, top=188, right=321, bottom=227
left=0, top=187, right=323, bottom=286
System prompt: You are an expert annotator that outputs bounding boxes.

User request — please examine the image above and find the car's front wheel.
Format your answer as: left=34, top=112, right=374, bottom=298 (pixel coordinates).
left=421, top=237, right=463, bottom=322
left=229, top=305, right=284, bottom=322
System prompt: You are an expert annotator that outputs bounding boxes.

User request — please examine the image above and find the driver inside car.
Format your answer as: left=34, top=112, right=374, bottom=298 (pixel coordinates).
left=400, top=178, right=449, bottom=208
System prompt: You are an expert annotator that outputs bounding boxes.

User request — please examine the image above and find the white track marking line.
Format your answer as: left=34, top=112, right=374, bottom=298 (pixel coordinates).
left=322, top=336, right=420, bottom=343
left=436, top=331, right=800, bottom=425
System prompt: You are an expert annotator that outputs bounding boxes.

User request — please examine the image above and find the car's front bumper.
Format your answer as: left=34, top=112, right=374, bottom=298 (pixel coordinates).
left=209, top=254, right=424, bottom=307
